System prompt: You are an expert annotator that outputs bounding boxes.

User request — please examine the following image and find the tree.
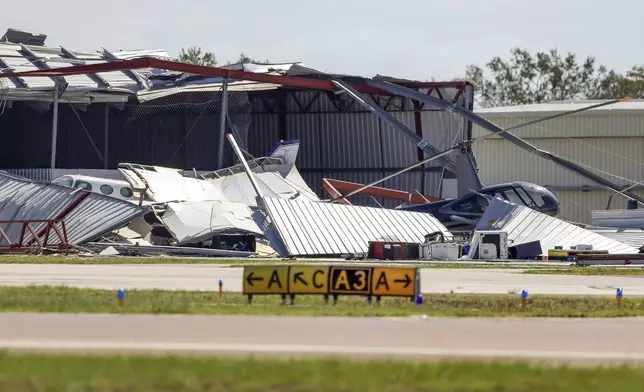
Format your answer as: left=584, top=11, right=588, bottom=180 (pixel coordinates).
left=176, top=46, right=217, bottom=66
left=465, top=48, right=644, bottom=107
left=591, top=65, right=644, bottom=99
left=232, top=52, right=271, bottom=65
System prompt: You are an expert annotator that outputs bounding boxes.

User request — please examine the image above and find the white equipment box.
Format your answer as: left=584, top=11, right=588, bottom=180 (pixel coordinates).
left=474, top=230, right=509, bottom=260
left=428, top=242, right=462, bottom=260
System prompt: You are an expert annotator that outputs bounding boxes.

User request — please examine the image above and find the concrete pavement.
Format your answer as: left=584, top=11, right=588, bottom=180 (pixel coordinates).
left=0, top=264, right=642, bottom=295
left=2, top=313, right=644, bottom=363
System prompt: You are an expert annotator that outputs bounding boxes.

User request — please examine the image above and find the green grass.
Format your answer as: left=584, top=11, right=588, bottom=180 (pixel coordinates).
left=0, top=254, right=563, bottom=269
left=0, top=353, right=643, bottom=391
left=0, top=285, right=639, bottom=317
left=524, top=266, right=644, bottom=276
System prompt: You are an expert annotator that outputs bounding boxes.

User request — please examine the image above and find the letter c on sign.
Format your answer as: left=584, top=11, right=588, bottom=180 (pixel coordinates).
left=312, top=270, right=324, bottom=288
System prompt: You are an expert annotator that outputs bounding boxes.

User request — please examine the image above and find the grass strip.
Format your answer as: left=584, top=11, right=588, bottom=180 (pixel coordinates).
left=1, top=352, right=643, bottom=392
left=0, top=285, right=639, bottom=317
left=0, top=254, right=562, bottom=269
left=524, top=266, right=644, bottom=276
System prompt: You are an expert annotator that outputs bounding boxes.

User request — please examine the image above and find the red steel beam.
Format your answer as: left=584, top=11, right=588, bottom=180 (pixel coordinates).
left=0, top=57, right=473, bottom=96
left=322, top=178, right=442, bottom=203
left=321, top=179, right=353, bottom=205
left=0, top=219, right=70, bottom=250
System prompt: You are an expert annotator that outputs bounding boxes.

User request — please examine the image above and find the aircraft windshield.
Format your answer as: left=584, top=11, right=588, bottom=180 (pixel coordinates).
left=520, top=184, right=551, bottom=208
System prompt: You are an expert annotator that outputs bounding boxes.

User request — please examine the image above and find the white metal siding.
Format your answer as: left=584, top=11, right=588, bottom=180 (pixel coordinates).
left=473, top=112, right=644, bottom=139
left=555, top=190, right=644, bottom=224
left=470, top=109, right=644, bottom=224
left=472, top=137, right=644, bottom=186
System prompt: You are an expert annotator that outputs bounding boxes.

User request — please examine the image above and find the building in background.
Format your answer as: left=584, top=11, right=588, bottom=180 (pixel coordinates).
left=0, top=28, right=474, bottom=209
left=472, top=100, right=644, bottom=223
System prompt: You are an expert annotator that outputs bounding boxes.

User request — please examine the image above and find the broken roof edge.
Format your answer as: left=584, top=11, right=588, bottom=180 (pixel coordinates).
left=0, top=170, right=151, bottom=212
left=476, top=99, right=644, bottom=116
left=0, top=57, right=473, bottom=97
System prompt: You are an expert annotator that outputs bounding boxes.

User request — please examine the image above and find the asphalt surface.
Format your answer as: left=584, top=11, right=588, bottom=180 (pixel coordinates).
left=0, top=264, right=643, bottom=295
left=2, top=313, right=644, bottom=363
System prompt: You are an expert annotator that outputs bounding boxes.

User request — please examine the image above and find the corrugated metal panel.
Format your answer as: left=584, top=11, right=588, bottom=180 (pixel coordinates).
left=587, top=228, right=644, bottom=248
left=0, top=43, right=161, bottom=92
left=247, top=114, right=279, bottom=157
left=54, top=192, right=146, bottom=244
left=319, top=113, right=381, bottom=169
left=287, top=91, right=325, bottom=112
left=476, top=198, right=638, bottom=255
left=424, top=171, right=444, bottom=198
left=381, top=113, right=417, bottom=167
left=421, top=110, right=465, bottom=163
left=473, top=137, right=644, bottom=187
left=0, top=172, right=146, bottom=245
left=286, top=114, right=322, bottom=169
left=2, top=168, right=126, bottom=182
left=3, top=168, right=53, bottom=182
left=473, top=112, right=644, bottom=139
left=591, top=209, right=644, bottom=229
left=28, top=47, right=97, bottom=88
left=555, top=191, right=644, bottom=224
left=0, top=55, right=53, bottom=88
left=259, top=197, right=452, bottom=257
left=81, top=59, right=140, bottom=89
left=476, top=100, right=644, bottom=116
left=0, top=178, right=78, bottom=242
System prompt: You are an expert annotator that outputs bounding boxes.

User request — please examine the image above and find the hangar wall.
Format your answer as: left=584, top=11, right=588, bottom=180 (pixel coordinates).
left=472, top=101, right=644, bottom=223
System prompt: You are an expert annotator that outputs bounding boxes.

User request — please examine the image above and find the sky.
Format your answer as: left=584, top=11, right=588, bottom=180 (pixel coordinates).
left=2, top=0, right=643, bottom=82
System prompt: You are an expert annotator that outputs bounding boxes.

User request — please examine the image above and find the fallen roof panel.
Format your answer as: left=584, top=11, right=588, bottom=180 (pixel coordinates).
left=0, top=172, right=147, bottom=246
left=162, top=200, right=263, bottom=245
left=476, top=198, right=638, bottom=254
left=258, top=197, right=452, bottom=257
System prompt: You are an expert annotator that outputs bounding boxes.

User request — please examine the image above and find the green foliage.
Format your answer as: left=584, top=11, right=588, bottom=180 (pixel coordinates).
left=467, top=47, right=644, bottom=106
left=175, top=46, right=271, bottom=67
left=233, top=52, right=271, bottom=65
left=4, top=353, right=644, bottom=392
left=176, top=46, right=217, bottom=66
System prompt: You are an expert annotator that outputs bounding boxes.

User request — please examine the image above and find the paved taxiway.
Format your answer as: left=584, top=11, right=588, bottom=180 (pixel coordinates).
left=1, top=264, right=643, bottom=295
left=2, top=313, right=644, bottom=363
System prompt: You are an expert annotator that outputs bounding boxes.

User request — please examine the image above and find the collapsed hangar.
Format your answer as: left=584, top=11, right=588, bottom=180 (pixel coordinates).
left=0, top=28, right=475, bottom=208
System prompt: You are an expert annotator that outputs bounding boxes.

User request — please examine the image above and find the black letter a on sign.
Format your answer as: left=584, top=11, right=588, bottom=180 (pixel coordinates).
left=375, top=272, right=389, bottom=291
left=268, top=270, right=282, bottom=288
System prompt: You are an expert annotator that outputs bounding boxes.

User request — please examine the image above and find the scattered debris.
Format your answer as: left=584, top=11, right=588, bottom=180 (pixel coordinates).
left=161, top=200, right=263, bottom=245
left=467, top=198, right=638, bottom=259
left=84, top=242, right=255, bottom=258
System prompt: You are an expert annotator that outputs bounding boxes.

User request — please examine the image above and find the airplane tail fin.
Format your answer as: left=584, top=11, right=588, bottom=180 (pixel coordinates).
left=267, top=140, right=300, bottom=165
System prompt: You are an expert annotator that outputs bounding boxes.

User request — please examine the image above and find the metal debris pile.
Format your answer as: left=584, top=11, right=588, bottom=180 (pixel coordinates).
left=1, top=136, right=640, bottom=262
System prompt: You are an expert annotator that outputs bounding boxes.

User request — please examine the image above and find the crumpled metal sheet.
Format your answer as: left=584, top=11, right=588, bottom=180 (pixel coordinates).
left=162, top=200, right=263, bottom=245
left=257, top=197, right=452, bottom=257
left=118, top=165, right=227, bottom=203
left=0, top=172, right=148, bottom=245
left=208, top=171, right=319, bottom=207
left=476, top=198, right=638, bottom=254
